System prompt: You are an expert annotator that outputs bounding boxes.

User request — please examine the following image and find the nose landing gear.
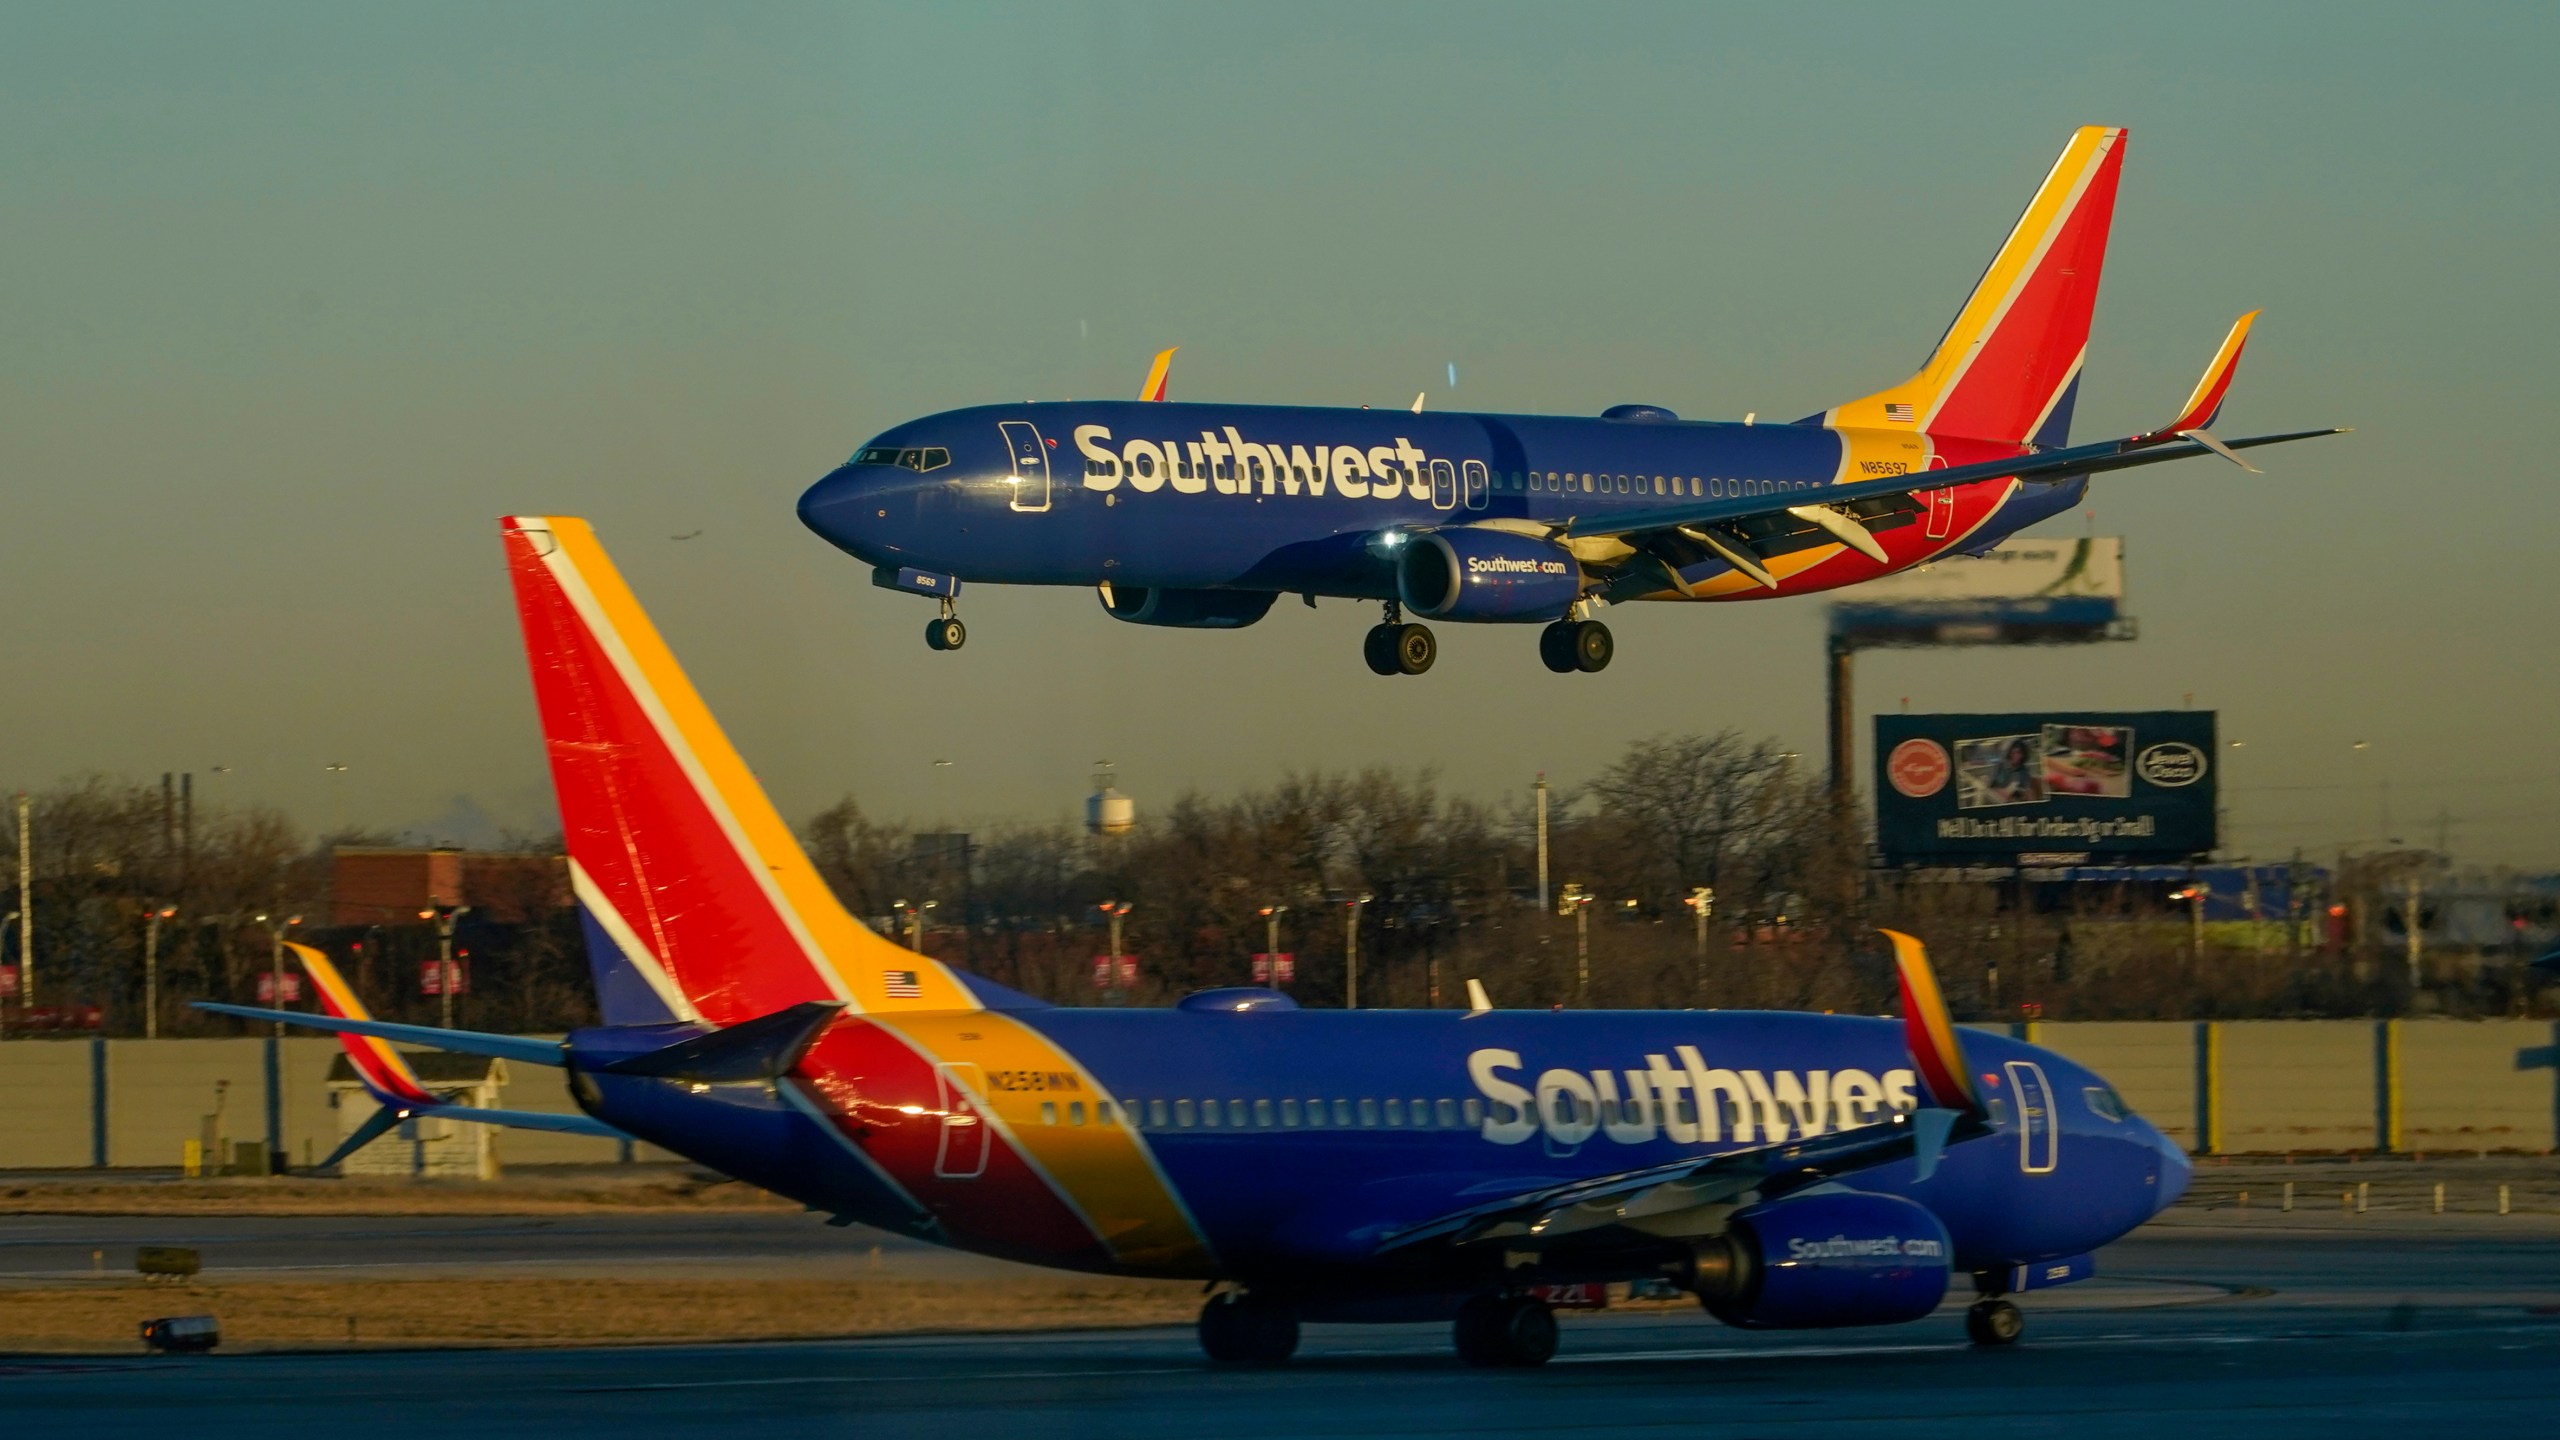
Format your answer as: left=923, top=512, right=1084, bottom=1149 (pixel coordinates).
left=1966, top=1297, right=2024, bottom=1346
left=1363, top=601, right=1436, bottom=676
left=924, top=598, right=966, bottom=652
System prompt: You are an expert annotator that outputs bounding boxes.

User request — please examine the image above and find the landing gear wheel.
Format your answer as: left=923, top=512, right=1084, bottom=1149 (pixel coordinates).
left=925, top=617, right=967, bottom=651
left=1966, top=1298, right=2024, bottom=1347
left=1538, top=622, right=1578, bottom=673
left=1568, top=620, right=1612, bottom=673
left=1391, top=622, right=1437, bottom=675
left=1363, top=624, right=1400, bottom=676
left=1198, top=1292, right=1300, bottom=1366
left=1453, top=1294, right=1559, bottom=1368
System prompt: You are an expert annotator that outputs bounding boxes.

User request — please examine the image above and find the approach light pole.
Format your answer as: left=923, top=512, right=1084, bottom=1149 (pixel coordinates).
left=143, top=904, right=176, bottom=1040
left=1096, top=900, right=1132, bottom=1004
left=16, top=791, right=32, bottom=1010
left=1534, top=775, right=1550, bottom=912
left=1560, top=884, right=1593, bottom=1005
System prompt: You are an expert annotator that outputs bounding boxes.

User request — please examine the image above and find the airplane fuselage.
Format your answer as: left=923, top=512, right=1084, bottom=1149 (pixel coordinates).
left=797, top=401, right=2085, bottom=609
left=571, top=1002, right=2184, bottom=1294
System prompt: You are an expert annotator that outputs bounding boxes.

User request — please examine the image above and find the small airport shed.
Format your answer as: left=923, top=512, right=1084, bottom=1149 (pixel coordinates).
left=325, top=1052, right=507, bottom=1180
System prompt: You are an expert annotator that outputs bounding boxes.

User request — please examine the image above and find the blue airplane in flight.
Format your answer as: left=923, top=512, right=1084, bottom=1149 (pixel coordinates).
left=206, top=515, right=2191, bottom=1368
left=798, top=125, right=2339, bottom=674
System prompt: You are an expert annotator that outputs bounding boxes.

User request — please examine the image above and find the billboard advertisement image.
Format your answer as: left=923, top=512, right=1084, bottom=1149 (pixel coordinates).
left=1876, top=710, right=2216, bottom=863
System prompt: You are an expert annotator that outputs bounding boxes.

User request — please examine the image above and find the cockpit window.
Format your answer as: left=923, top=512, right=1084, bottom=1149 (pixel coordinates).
left=2084, top=1085, right=2128, bottom=1123
left=852, top=446, right=950, bottom=472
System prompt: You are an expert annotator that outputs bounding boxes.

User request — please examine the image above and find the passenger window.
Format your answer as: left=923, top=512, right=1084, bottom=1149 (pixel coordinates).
left=1253, top=1098, right=1274, bottom=1129
left=1300, top=1098, right=1322, bottom=1128
left=1463, top=1098, right=1484, bottom=1127
left=1626, top=1097, right=1649, bottom=1125
left=1336, top=1099, right=1356, bottom=1127
left=1383, top=1098, right=1403, bottom=1127
left=1359, top=1098, right=1380, bottom=1128
left=1136, top=453, right=1155, bottom=479
left=1676, top=1098, right=1698, bottom=1126
left=1436, top=1098, right=1458, bottom=1129
left=1200, top=1099, right=1220, bottom=1129
left=1040, top=1101, right=1057, bottom=1126
left=1229, top=1099, right=1248, bottom=1128
left=1581, top=475, right=1594, bottom=493
left=1292, top=467, right=1306, bottom=484
left=1150, top=1099, right=1170, bottom=1129
left=1068, top=1101, right=1087, bottom=1126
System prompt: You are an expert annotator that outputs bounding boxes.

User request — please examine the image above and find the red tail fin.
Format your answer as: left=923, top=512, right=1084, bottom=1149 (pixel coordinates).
left=1829, top=126, right=2126, bottom=445
left=501, top=517, right=981, bottom=1026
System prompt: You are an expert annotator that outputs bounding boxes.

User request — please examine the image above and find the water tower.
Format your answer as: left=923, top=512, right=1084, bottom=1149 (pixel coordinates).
left=1086, top=761, right=1135, bottom=837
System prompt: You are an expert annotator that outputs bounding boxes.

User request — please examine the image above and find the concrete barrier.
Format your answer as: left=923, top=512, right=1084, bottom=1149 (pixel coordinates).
left=2396, top=1020, right=2560, bottom=1154
left=2029, top=1022, right=2199, bottom=1148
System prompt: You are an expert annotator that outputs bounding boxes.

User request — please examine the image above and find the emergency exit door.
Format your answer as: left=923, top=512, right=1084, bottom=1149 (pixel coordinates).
left=1462, top=459, right=1489, bottom=511
left=1428, top=458, right=1458, bottom=510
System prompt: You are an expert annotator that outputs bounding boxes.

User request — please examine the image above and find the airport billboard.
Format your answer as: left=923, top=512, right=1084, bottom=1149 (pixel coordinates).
left=1830, top=537, right=2127, bottom=647
left=1873, top=710, right=2217, bottom=864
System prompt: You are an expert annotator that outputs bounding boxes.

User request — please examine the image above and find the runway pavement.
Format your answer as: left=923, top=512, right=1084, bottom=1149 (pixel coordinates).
left=8, top=1218, right=2560, bottom=1437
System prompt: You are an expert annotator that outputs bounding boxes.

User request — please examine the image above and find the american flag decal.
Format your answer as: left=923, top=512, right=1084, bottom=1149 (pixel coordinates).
left=883, top=969, right=922, bottom=998
left=1884, top=402, right=1916, bottom=423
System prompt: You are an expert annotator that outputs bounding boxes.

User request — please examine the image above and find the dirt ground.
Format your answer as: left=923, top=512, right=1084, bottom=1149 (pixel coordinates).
left=0, top=1274, right=1201, bottom=1354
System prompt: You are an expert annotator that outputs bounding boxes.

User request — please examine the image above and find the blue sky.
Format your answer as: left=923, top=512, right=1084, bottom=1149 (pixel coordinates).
left=4, top=2, right=2554, bottom=862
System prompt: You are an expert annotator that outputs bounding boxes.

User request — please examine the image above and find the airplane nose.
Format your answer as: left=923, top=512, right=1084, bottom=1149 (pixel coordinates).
left=2152, top=1127, right=2192, bottom=1213
left=798, top=465, right=885, bottom=558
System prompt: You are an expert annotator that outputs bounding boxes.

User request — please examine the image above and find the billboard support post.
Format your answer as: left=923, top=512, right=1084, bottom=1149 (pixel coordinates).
left=1826, top=637, right=1855, bottom=806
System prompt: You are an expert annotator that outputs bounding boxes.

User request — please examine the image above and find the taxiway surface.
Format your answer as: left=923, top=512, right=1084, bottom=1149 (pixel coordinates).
left=8, top=1217, right=2560, bottom=1437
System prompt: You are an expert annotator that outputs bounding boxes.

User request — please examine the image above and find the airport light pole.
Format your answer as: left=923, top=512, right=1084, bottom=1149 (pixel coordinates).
left=423, top=905, right=468, bottom=1028
left=143, top=904, right=176, bottom=1040
left=1686, top=887, right=1714, bottom=999
left=1096, top=900, right=1131, bottom=1004
left=1559, top=884, right=1593, bottom=1005
left=0, top=910, right=14, bottom=1039
left=1344, top=893, right=1370, bottom=1009
left=1533, top=775, right=1549, bottom=912
left=16, top=791, right=32, bottom=1010
left=1258, top=905, right=1289, bottom=986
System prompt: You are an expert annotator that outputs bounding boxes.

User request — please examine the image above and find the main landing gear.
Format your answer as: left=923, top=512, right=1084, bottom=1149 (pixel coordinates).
left=923, top=597, right=966, bottom=651
left=1363, top=601, right=1436, bottom=676
left=1966, top=1297, right=2024, bottom=1346
left=1198, top=1290, right=1299, bottom=1366
left=1538, top=619, right=1612, bottom=674
left=1453, top=1293, right=1559, bottom=1368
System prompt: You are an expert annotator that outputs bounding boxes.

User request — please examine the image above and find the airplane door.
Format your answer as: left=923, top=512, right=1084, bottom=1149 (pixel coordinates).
left=2004, top=1060, right=2057, bottom=1174
left=933, top=1062, right=990, bottom=1179
left=1429, top=458, right=1457, bottom=511
left=998, top=420, right=1051, bottom=513
left=1461, top=459, right=1489, bottom=511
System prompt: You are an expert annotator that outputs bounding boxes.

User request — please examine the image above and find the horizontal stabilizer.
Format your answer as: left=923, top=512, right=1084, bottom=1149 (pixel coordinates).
left=414, top=1103, right=625, bottom=1138
left=191, top=1004, right=566, bottom=1068
left=598, top=1000, right=847, bottom=1083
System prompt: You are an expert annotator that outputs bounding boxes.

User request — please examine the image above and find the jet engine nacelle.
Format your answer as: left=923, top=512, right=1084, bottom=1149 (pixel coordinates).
left=1689, top=1190, right=1952, bottom=1330
left=1395, top=529, right=1582, bottom=623
left=1099, top=586, right=1278, bottom=630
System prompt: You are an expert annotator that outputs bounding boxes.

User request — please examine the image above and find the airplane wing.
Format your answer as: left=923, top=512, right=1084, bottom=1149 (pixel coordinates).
left=1376, top=929, right=1992, bottom=1258
left=1375, top=1105, right=1990, bottom=1255
left=1554, top=315, right=2340, bottom=593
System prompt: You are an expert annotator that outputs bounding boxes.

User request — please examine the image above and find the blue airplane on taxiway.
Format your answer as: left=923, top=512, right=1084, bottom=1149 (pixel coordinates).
left=205, top=514, right=2192, bottom=1368
left=798, top=125, right=2340, bottom=676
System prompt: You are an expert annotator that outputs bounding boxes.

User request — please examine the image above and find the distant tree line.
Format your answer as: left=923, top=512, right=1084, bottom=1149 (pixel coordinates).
left=4, top=737, right=2543, bottom=1039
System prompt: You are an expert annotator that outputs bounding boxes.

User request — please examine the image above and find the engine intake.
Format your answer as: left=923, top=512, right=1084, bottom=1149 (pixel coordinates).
left=1099, top=587, right=1277, bottom=629
left=1395, top=529, right=1581, bottom=623
left=1690, top=1190, right=1951, bottom=1330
